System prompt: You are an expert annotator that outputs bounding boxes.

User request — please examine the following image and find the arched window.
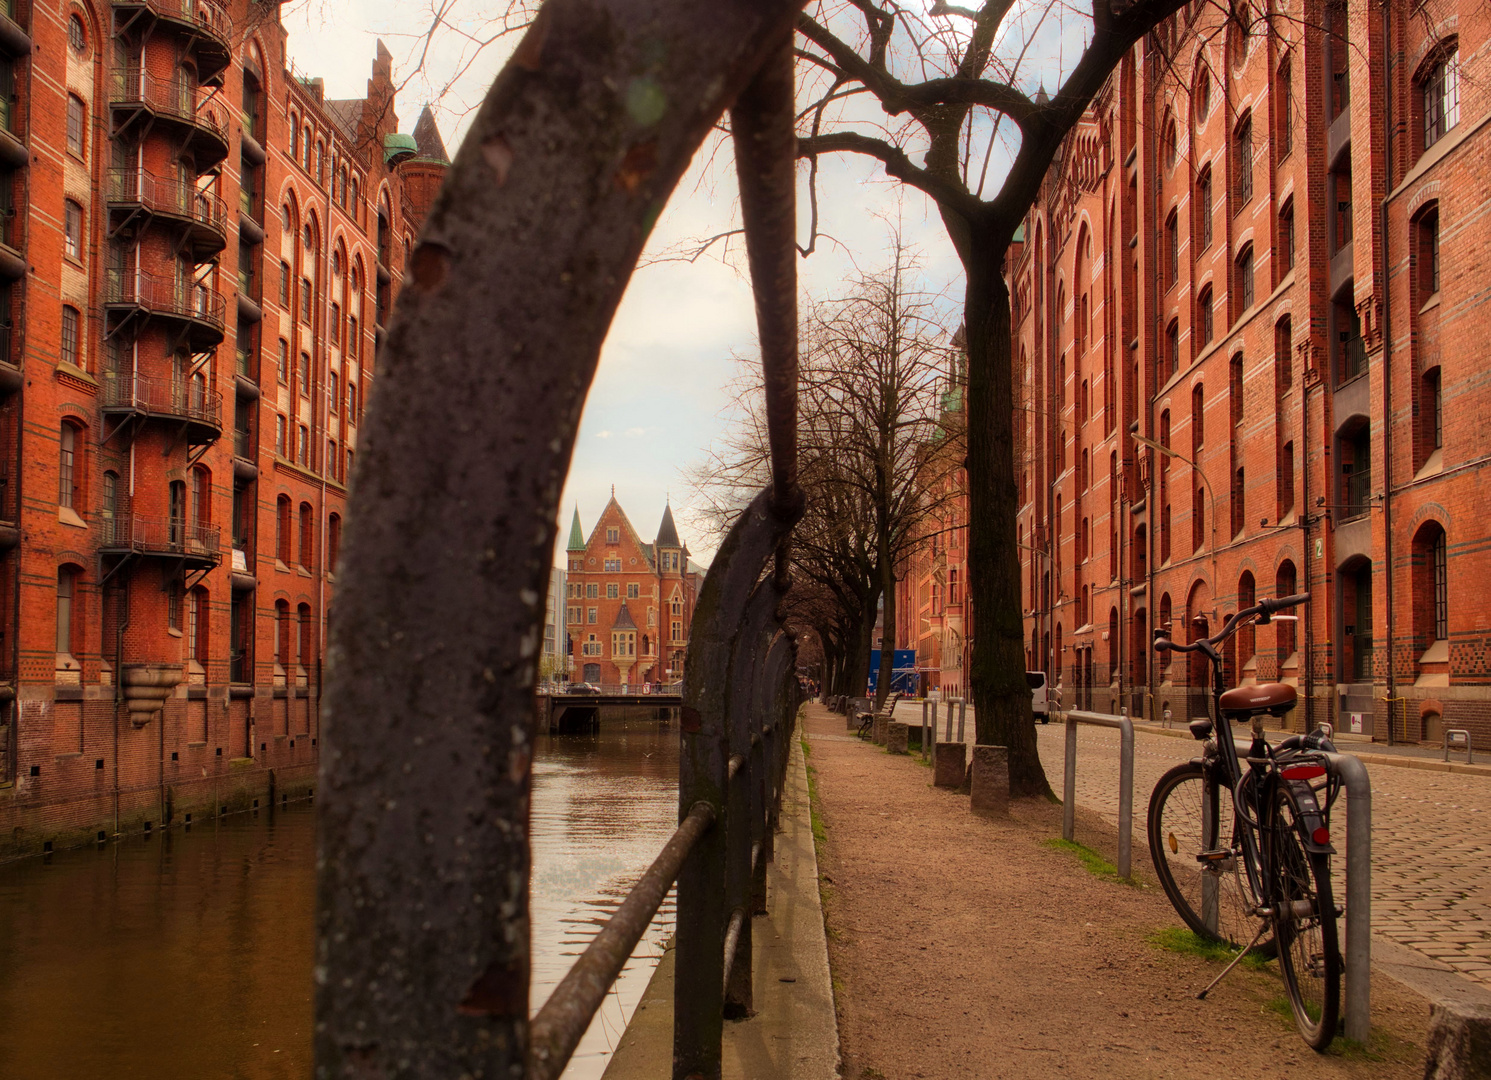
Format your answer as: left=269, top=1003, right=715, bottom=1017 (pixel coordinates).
left=1196, top=285, right=1214, bottom=349
left=1412, top=522, right=1449, bottom=652
left=274, top=599, right=289, bottom=664
left=276, top=495, right=291, bottom=564
left=288, top=115, right=298, bottom=159
left=1275, top=561, right=1298, bottom=663
left=299, top=501, right=314, bottom=567
left=169, top=480, right=186, bottom=546
left=61, top=304, right=80, bottom=367
left=58, top=421, right=80, bottom=509
left=297, top=602, right=313, bottom=666
left=1195, top=166, right=1213, bottom=251
left=1237, top=572, right=1256, bottom=668
left=1235, top=244, right=1254, bottom=315
left=1420, top=45, right=1459, bottom=150
left=68, top=14, right=87, bottom=53
left=1233, top=112, right=1253, bottom=207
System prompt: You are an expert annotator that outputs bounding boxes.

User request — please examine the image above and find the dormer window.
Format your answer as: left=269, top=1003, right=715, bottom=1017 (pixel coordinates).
left=606, top=526, right=619, bottom=543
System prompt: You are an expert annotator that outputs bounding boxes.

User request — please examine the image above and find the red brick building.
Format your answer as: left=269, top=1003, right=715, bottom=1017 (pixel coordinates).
left=563, top=496, right=700, bottom=687
left=1000, top=0, right=1491, bottom=742
left=0, top=0, right=446, bottom=854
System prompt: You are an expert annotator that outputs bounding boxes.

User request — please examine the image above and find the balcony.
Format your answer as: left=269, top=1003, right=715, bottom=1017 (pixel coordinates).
left=0, top=0, right=29, bottom=58
left=101, top=370, right=222, bottom=443
left=111, top=0, right=231, bottom=82
left=108, top=69, right=229, bottom=166
left=0, top=205, right=22, bottom=282
left=100, top=508, right=221, bottom=567
left=106, top=169, right=227, bottom=257
left=0, top=95, right=27, bottom=169
left=104, top=269, right=225, bottom=349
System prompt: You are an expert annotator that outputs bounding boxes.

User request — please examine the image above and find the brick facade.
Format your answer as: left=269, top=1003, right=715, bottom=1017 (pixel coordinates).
left=897, top=0, right=1491, bottom=747
left=0, top=0, right=446, bottom=855
left=562, top=497, right=699, bottom=687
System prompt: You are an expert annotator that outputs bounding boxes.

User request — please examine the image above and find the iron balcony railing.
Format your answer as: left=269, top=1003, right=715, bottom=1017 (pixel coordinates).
left=107, top=169, right=227, bottom=239
left=1344, top=461, right=1372, bottom=519
left=108, top=69, right=228, bottom=145
left=105, top=269, right=226, bottom=332
left=101, top=370, right=222, bottom=429
left=99, top=510, right=221, bottom=564
left=1339, top=334, right=1367, bottom=383
left=111, top=0, right=230, bottom=49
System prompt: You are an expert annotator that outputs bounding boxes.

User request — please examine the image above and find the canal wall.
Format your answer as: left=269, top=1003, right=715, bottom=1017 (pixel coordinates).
left=0, top=690, right=318, bottom=858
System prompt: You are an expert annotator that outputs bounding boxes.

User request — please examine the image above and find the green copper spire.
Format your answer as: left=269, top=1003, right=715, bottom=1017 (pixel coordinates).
left=566, top=506, right=586, bottom=551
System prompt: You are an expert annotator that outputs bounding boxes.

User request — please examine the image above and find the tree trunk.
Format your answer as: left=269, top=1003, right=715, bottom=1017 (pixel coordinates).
left=844, top=581, right=881, bottom=701
left=964, top=234, right=1052, bottom=799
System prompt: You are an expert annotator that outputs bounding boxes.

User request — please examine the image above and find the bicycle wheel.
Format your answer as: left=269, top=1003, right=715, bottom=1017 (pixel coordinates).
left=1271, top=783, right=1341, bottom=1051
left=1148, top=762, right=1267, bottom=949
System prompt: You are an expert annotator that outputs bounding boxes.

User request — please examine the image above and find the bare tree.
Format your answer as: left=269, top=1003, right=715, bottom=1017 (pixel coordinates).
left=691, top=247, right=962, bottom=702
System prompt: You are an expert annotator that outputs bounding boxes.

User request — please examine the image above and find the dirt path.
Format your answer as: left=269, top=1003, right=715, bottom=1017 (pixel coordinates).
left=801, top=704, right=1429, bottom=1080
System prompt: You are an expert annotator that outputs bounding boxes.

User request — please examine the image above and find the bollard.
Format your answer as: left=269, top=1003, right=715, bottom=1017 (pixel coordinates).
left=920, top=704, right=930, bottom=762
left=957, top=699, right=967, bottom=743
left=1325, top=752, right=1372, bottom=1044
left=934, top=742, right=967, bottom=788
left=1061, top=710, right=1134, bottom=880
left=944, top=700, right=955, bottom=742
left=1444, top=728, right=1473, bottom=764
left=969, top=745, right=1009, bottom=816
left=886, top=721, right=909, bottom=755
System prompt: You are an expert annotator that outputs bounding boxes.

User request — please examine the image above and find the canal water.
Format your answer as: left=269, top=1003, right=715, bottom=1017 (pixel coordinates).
left=0, top=717, right=679, bottom=1080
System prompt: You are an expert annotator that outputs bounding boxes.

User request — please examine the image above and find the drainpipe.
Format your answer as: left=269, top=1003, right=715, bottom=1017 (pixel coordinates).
left=315, top=158, right=335, bottom=745
left=1379, top=0, right=1397, bottom=744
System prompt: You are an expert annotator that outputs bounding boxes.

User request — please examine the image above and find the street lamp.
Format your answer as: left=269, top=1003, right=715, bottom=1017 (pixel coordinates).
left=1132, top=433, right=1219, bottom=587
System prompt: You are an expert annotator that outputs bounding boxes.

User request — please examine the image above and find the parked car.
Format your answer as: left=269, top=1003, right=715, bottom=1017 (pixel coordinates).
left=1027, top=671, right=1050, bottom=723
left=565, top=681, right=602, bottom=695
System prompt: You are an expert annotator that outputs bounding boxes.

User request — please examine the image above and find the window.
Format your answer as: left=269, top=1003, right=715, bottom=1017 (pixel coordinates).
left=298, top=603, right=312, bottom=665
left=627, top=583, right=639, bottom=599
left=1236, top=245, right=1254, bottom=314
left=1421, top=49, right=1460, bottom=150
left=278, top=339, right=289, bottom=384
left=299, top=502, right=313, bottom=567
left=328, top=513, right=341, bottom=572
left=587, top=607, right=598, bottom=624
left=1417, top=208, right=1440, bottom=296
left=1279, top=441, right=1295, bottom=520
left=56, top=568, right=76, bottom=656
left=1191, top=383, right=1205, bottom=454
left=1275, top=316, right=1293, bottom=392
left=66, top=94, right=86, bottom=158
left=606, top=583, right=619, bottom=599
left=168, top=580, right=183, bottom=632
left=606, top=527, right=619, bottom=543
left=58, top=422, right=78, bottom=507
left=299, top=353, right=311, bottom=396
left=276, top=496, right=291, bottom=562
left=315, top=141, right=325, bottom=185
left=330, top=302, right=341, bottom=345
left=1196, top=168, right=1213, bottom=251
left=1432, top=530, right=1448, bottom=641
left=1233, top=114, right=1253, bottom=207
left=1196, top=70, right=1211, bottom=122
left=1165, top=320, right=1180, bottom=379
left=61, top=306, right=80, bottom=368
left=297, top=424, right=309, bottom=465
left=1421, top=365, right=1443, bottom=460
left=274, top=414, right=286, bottom=459
left=567, top=606, right=580, bottom=625
left=1197, top=286, right=1214, bottom=349
left=1232, top=466, right=1245, bottom=537
left=280, top=261, right=291, bottom=305
left=1193, top=484, right=1205, bottom=552
left=68, top=15, right=86, bottom=53
left=1164, top=210, right=1179, bottom=288
left=1331, top=165, right=1352, bottom=251
left=348, top=381, right=359, bottom=422
left=348, top=316, right=359, bottom=361
left=603, top=557, right=621, bottom=572
left=64, top=201, right=82, bottom=261
left=586, top=584, right=598, bottom=598
left=188, top=588, right=207, bottom=662
left=329, top=371, right=339, bottom=415
left=301, top=278, right=312, bottom=320
left=672, top=620, right=682, bottom=641
left=1161, top=113, right=1178, bottom=169
left=288, top=119, right=298, bottom=159
left=1279, top=199, right=1295, bottom=272
left=1276, top=58, right=1293, bottom=157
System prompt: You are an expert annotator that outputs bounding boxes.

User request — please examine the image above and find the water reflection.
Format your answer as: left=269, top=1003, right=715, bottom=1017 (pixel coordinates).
left=0, top=716, right=679, bottom=1080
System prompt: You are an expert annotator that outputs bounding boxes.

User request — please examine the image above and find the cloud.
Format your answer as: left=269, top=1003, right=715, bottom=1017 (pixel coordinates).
left=595, top=430, right=612, bottom=440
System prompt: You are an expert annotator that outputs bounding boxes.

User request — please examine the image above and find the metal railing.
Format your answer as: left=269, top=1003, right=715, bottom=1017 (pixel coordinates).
left=108, top=69, right=228, bottom=144
left=112, top=0, right=231, bottom=45
left=551, top=680, right=682, bottom=695
left=1443, top=728, right=1473, bottom=763
left=233, top=428, right=252, bottom=458
left=1058, top=709, right=1136, bottom=880
left=106, top=169, right=227, bottom=237
left=104, top=269, right=226, bottom=332
left=99, top=510, right=221, bottom=561
left=101, top=370, right=222, bottom=428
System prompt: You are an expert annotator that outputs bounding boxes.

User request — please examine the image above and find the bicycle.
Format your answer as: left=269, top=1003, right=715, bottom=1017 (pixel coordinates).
left=1148, top=593, right=1343, bottom=1050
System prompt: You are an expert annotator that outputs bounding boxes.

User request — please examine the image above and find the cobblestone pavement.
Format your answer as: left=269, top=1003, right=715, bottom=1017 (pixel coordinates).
left=1025, top=721, right=1491, bottom=988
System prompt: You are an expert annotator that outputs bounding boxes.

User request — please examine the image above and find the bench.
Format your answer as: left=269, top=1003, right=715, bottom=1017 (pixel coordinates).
left=857, top=692, right=901, bottom=740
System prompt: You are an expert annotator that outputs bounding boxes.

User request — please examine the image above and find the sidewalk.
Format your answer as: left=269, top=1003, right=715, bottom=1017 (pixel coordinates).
left=800, top=702, right=1430, bottom=1079
left=602, top=732, right=839, bottom=1080
left=885, top=697, right=1491, bottom=779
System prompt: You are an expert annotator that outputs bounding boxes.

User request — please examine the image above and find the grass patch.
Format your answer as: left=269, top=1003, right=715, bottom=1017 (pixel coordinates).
left=1147, top=926, right=1271, bottom=970
left=1043, top=837, right=1139, bottom=885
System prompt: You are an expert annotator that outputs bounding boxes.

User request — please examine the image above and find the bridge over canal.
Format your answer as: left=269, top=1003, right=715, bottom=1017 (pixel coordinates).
left=538, top=689, right=683, bottom=733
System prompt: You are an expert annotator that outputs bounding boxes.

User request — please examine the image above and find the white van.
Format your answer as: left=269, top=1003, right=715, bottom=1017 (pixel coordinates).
left=1027, top=671, right=1050, bottom=723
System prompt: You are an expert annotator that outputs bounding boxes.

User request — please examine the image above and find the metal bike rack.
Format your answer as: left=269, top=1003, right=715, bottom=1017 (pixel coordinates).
left=1059, top=710, right=1135, bottom=880
left=1322, top=752, right=1371, bottom=1043
left=1443, top=728, right=1473, bottom=764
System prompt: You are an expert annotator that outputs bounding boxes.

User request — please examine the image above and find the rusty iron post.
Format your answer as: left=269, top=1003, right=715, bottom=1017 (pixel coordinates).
left=723, top=579, right=784, bottom=1017
left=675, top=492, right=798, bottom=1079
left=313, top=2, right=807, bottom=1076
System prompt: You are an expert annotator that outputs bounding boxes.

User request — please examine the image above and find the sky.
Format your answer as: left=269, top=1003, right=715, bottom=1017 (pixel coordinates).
left=278, top=1, right=1086, bottom=566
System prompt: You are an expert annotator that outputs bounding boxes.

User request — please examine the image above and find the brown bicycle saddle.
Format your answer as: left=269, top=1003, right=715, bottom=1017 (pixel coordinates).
left=1217, top=682, right=1297, bottom=718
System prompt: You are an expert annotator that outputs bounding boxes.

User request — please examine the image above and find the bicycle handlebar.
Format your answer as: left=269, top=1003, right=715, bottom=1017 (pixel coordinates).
left=1153, top=593, right=1310, bottom=654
